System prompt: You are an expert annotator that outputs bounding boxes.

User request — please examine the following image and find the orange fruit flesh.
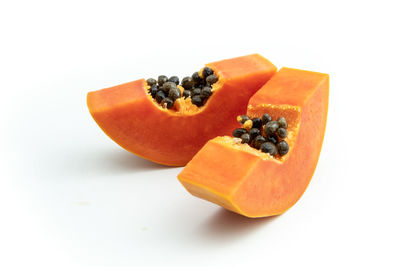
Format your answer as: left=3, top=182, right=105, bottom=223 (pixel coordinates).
left=178, top=68, right=329, bottom=217
left=87, top=54, right=277, bottom=166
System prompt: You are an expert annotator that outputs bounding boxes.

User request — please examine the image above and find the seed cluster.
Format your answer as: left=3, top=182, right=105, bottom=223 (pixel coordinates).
left=232, top=114, right=290, bottom=157
left=146, top=67, right=218, bottom=109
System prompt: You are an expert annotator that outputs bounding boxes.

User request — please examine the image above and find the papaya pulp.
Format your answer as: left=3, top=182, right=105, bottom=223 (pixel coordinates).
left=178, top=68, right=329, bottom=218
left=87, top=54, right=276, bottom=166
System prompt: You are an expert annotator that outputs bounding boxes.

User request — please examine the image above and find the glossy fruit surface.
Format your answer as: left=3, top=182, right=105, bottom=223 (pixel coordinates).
left=87, top=54, right=277, bottom=166
left=178, top=68, right=329, bottom=217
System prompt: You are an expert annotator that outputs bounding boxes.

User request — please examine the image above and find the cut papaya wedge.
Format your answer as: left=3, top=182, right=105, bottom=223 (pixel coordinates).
left=87, top=54, right=276, bottom=166
left=178, top=68, right=329, bottom=217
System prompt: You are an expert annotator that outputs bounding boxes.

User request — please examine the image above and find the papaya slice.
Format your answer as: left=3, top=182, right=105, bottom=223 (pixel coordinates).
left=87, top=54, right=276, bottom=166
left=177, top=68, right=329, bottom=217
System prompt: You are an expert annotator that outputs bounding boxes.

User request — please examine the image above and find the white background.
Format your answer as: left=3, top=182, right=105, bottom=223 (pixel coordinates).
left=1, top=0, right=399, bottom=266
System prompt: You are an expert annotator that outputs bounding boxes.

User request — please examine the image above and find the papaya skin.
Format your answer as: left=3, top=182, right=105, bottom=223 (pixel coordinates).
left=87, top=54, right=277, bottom=166
left=178, top=68, right=329, bottom=217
